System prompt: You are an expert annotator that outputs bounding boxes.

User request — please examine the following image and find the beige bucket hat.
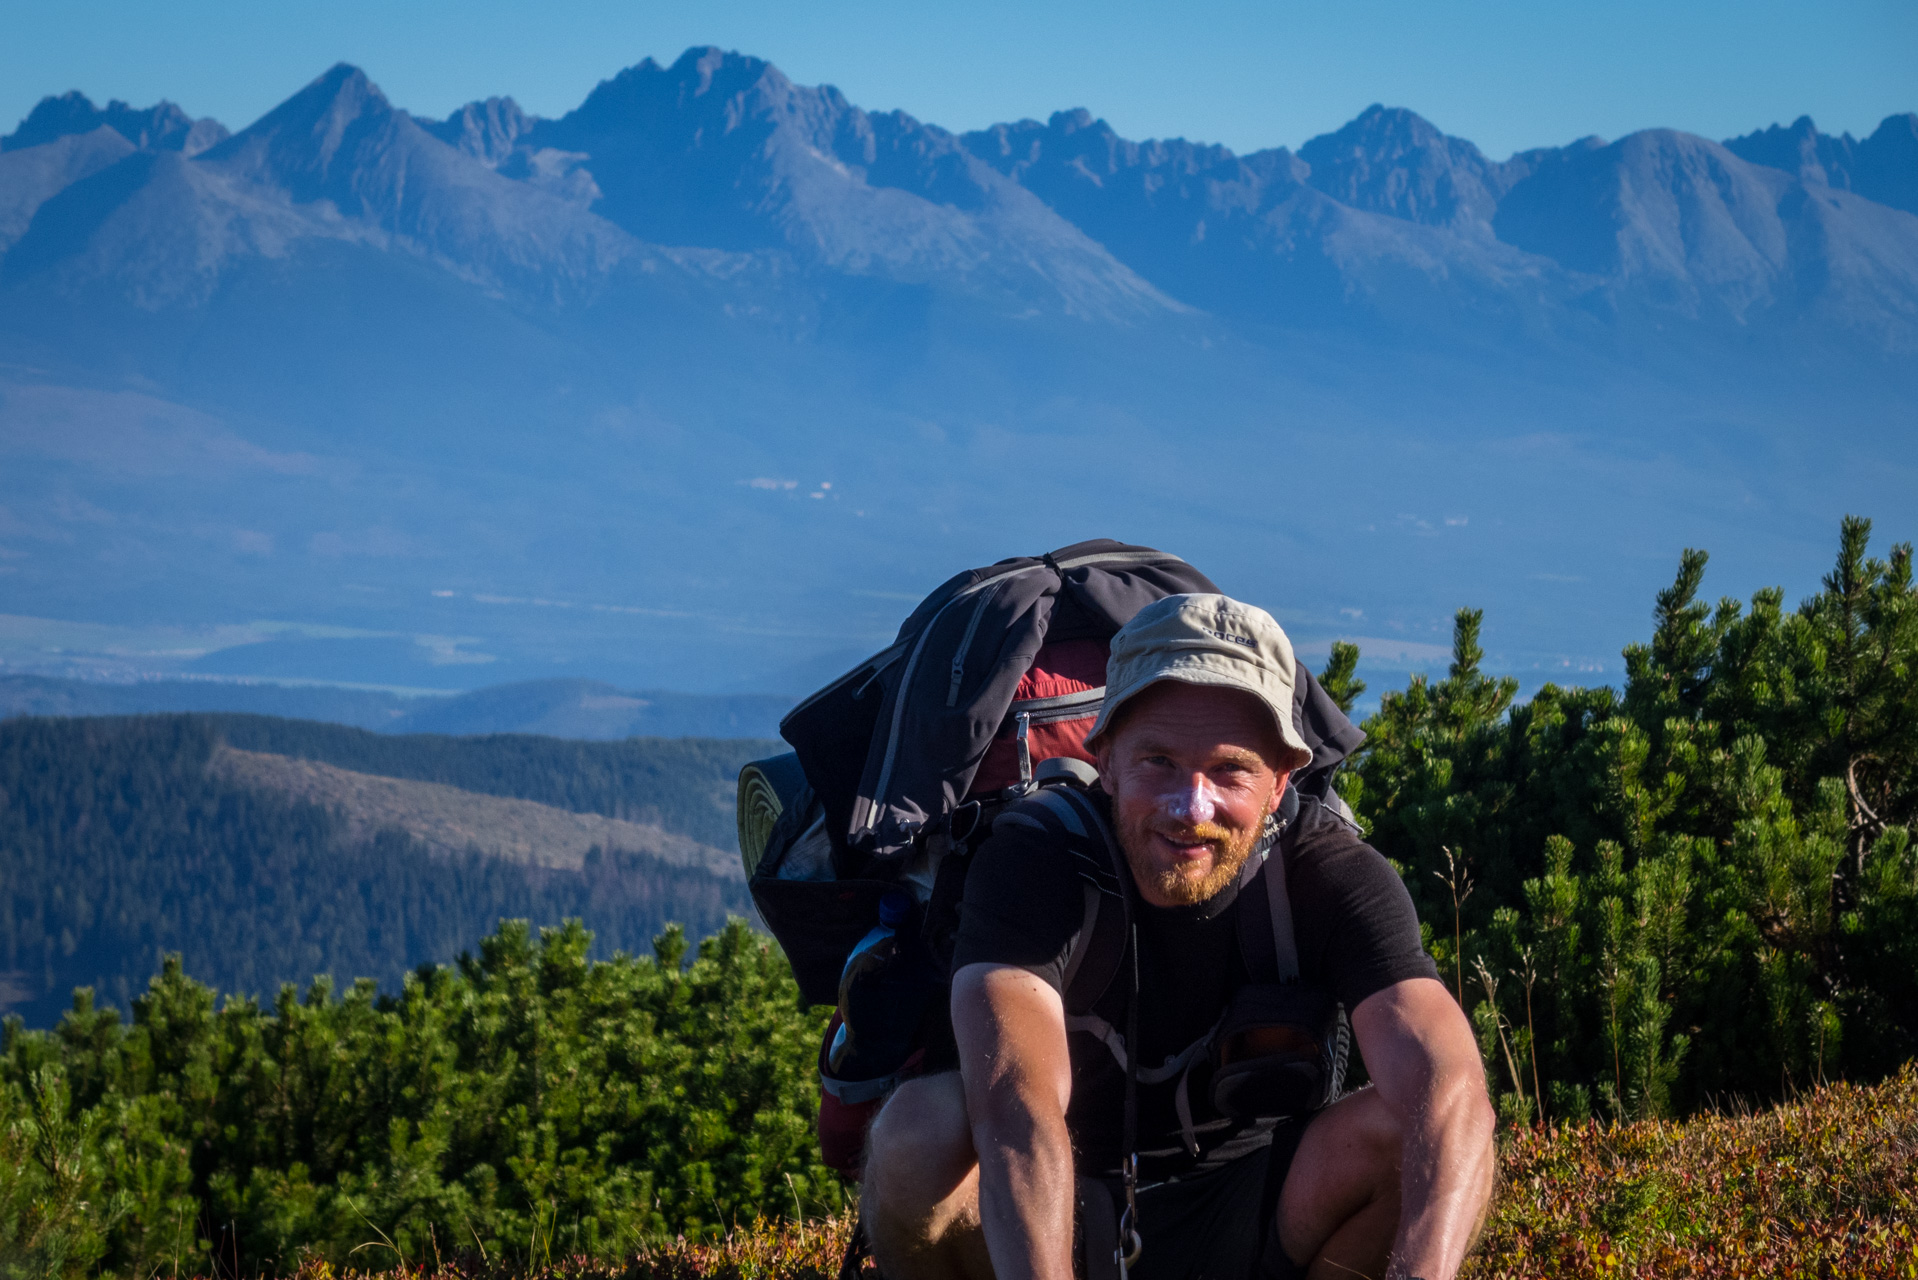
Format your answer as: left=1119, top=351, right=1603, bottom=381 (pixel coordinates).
left=1087, top=593, right=1314, bottom=771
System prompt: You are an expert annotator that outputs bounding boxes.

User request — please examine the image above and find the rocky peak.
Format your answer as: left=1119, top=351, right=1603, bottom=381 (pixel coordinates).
left=197, top=64, right=413, bottom=211
left=424, top=97, right=535, bottom=166
left=963, top=108, right=1238, bottom=185
left=525, top=47, right=1008, bottom=247
left=1723, top=115, right=1858, bottom=188
left=2, top=90, right=227, bottom=155
left=1722, top=111, right=1918, bottom=216
left=1298, top=104, right=1503, bottom=227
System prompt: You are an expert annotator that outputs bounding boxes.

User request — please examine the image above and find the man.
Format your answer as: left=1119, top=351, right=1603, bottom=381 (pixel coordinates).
left=862, top=594, right=1496, bottom=1280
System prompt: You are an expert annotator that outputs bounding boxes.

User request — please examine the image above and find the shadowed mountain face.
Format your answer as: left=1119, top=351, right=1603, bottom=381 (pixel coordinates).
left=0, top=127, right=137, bottom=252
left=0, top=50, right=1913, bottom=695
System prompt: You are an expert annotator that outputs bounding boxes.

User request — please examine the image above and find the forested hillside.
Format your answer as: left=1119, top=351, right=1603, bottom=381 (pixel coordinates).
left=205, top=715, right=776, bottom=849
left=0, top=716, right=766, bottom=1026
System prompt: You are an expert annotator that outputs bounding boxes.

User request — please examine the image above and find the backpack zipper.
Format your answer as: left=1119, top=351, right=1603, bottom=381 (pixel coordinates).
left=1005, top=687, right=1106, bottom=726
left=945, top=580, right=1005, bottom=707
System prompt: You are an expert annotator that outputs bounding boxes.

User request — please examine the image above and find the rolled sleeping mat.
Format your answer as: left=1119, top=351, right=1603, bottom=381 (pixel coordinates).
left=737, top=752, right=810, bottom=877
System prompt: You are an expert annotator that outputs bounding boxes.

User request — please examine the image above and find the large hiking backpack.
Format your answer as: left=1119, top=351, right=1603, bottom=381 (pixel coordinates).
left=735, top=539, right=1365, bottom=1173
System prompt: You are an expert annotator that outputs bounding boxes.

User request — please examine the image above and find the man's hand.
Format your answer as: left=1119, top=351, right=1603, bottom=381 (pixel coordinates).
left=1351, top=976, right=1497, bottom=1280
left=950, top=962, right=1076, bottom=1280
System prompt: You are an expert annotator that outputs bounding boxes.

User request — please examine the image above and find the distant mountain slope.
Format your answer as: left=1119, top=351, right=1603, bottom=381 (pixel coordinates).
left=0, top=674, right=422, bottom=728
left=958, top=108, right=1569, bottom=334
left=9, top=50, right=1908, bottom=344
left=0, top=715, right=750, bottom=1026
left=197, top=64, right=645, bottom=297
left=0, top=676, right=794, bottom=739
left=961, top=101, right=1918, bottom=345
left=386, top=678, right=794, bottom=739
left=211, top=744, right=736, bottom=874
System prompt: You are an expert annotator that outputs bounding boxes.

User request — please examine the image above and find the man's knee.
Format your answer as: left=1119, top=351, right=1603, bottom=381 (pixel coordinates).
left=1338, top=1084, right=1406, bottom=1180
left=1278, top=1086, right=1406, bottom=1265
left=863, top=1072, right=978, bottom=1218
left=864, top=1073, right=987, bottom=1278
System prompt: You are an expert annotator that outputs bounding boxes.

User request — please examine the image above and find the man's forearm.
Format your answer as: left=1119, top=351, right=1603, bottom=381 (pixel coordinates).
left=970, top=1092, right=1077, bottom=1280
left=952, top=964, right=1078, bottom=1280
left=1388, top=1072, right=1497, bottom=1279
left=1352, top=979, right=1499, bottom=1280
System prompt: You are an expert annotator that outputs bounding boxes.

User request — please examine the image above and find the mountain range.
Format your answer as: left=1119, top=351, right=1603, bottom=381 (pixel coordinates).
left=1, top=49, right=1913, bottom=695
left=0, top=673, right=794, bottom=737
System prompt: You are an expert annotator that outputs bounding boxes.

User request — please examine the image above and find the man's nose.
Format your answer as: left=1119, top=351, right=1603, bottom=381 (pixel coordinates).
left=1164, top=774, right=1217, bottom=824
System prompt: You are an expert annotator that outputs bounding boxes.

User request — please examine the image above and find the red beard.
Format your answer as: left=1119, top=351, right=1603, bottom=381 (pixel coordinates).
left=1114, top=812, right=1261, bottom=906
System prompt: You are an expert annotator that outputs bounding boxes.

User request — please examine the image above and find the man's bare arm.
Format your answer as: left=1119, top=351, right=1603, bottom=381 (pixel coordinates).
left=1350, top=976, right=1497, bottom=1280
left=950, top=962, right=1076, bottom=1280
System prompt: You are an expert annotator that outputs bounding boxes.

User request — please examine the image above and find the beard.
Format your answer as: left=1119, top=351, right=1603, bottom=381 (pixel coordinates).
left=1115, top=809, right=1263, bottom=907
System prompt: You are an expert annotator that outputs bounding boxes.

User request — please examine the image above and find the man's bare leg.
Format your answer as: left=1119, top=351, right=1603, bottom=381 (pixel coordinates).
left=862, top=1072, right=994, bottom=1280
left=1277, top=1086, right=1407, bottom=1280
left=868, top=1076, right=1417, bottom=1280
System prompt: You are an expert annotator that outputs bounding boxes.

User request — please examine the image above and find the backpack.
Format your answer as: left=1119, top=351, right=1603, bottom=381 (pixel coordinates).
left=735, top=539, right=1366, bottom=1174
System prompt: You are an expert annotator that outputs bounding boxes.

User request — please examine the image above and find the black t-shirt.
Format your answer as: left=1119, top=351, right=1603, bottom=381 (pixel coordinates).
left=951, top=789, right=1437, bottom=1180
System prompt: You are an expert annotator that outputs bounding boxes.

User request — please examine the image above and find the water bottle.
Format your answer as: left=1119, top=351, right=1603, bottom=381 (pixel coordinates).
left=828, top=890, right=931, bottom=1081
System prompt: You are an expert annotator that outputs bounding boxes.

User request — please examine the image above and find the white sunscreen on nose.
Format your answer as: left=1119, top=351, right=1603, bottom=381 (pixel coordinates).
left=1161, top=775, right=1222, bottom=825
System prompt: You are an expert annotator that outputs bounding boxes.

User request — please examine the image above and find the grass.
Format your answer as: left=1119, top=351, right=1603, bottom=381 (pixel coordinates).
left=271, top=1065, right=1917, bottom=1280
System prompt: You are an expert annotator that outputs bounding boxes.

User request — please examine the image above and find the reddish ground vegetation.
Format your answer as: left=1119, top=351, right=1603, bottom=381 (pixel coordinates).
left=1469, top=1064, right=1918, bottom=1278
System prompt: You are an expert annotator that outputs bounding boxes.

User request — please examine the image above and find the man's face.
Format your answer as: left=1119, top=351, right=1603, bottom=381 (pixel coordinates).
left=1095, top=681, right=1291, bottom=909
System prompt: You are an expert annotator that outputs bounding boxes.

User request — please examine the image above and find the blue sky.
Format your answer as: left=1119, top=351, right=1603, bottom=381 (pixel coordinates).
left=4, top=0, right=1913, bottom=159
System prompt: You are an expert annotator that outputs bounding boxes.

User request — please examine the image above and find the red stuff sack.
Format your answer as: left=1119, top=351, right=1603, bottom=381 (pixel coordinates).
left=966, top=638, right=1110, bottom=796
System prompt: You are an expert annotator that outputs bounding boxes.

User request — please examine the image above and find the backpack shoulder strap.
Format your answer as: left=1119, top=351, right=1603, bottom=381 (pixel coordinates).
left=990, top=786, right=1131, bottom=1016
left=1238, top=796, right=1302, bottom=985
